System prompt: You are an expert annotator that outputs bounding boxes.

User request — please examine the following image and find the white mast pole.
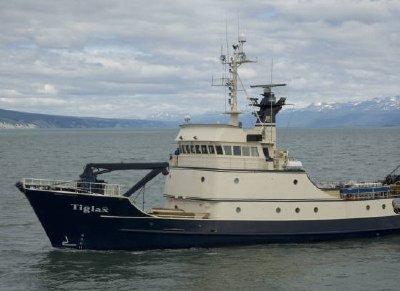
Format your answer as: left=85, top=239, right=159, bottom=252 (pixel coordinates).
left=216, top=30, right=253, bottom=126
left=228, top=34, right=247, bottom=126
left=229, top=45, right=239, bottom=126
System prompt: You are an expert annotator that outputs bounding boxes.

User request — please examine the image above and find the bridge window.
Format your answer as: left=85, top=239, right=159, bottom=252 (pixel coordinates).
left=215, top=145, right=223, bottom=155
left=223, top=146, right=232, bottom=155
left=208, top=145, right=215, bottom=154
left=233, top=146, right=241, bottom=156
left=195, top=145, right=201, bottom=154
left=242, top=146, right=250, bottom=156
left=184, top=144, right=261, bottom=157
left=251, top=147, right=259, bottom=157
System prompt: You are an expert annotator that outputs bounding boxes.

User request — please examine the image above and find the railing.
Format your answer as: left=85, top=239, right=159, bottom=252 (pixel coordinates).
left=315, top=181, right=344, bottom=190
left=21, top=178, right=121, bottom=196
left=339, top=184, right=398, bottom=200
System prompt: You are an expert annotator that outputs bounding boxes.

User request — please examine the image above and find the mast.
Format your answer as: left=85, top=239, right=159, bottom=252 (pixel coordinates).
left=217, top=33, right=253, bottom=126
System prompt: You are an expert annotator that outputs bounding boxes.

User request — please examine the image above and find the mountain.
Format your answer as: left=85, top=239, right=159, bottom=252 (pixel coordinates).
left=148, top=96, right=400, bottom=128
left=0, top=108, right=174, bottom=129
left=302, top=96, right=400, bottom=112
left=1, top=96, right=399, bottom=129
left=276, top=96, right=400, bottom=128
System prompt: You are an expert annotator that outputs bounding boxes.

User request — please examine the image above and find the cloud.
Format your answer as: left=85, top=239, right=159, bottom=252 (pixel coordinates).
left=0, top=0, right=399, bottom=118
left=38, top=84, right=58, bottom=95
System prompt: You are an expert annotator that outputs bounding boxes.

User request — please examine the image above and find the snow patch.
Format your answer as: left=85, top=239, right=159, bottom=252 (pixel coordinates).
left=0, top=121, right=37, bottom=129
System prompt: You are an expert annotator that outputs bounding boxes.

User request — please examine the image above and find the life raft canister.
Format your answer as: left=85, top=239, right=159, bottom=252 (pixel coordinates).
left=392, top=198, right=400, bottom=214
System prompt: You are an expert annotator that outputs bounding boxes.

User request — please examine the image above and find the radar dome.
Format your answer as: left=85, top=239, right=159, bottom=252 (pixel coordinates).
left=184, top=115, right=191, bottom=123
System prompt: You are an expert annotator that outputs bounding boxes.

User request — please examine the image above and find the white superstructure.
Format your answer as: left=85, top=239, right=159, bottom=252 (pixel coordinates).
left=162, top=34, right=396, bottom=222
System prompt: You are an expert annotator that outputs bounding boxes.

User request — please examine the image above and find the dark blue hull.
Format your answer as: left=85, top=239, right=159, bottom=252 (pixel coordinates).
left=21, top=189, right=400, bottom=250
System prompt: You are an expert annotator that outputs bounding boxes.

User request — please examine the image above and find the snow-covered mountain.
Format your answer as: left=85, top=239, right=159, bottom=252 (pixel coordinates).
left=148, top=96, right=400, bottom=128
left=302, top=96, right=400, bottom=113
left=276, top=96, right=400, bottom=128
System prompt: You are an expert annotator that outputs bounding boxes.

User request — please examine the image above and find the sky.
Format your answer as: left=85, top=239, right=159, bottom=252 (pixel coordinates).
left=0, top=0, right=399, bottom=119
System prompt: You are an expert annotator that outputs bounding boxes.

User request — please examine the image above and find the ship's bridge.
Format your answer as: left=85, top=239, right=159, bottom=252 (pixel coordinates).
left=171, top=123, right=286, bottom=171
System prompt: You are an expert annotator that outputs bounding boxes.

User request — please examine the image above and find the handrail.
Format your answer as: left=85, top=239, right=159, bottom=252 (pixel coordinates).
left=21, top=178, right=121, bottom=196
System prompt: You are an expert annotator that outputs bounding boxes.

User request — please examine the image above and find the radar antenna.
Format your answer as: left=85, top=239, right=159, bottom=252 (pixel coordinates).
left=249, top=84, right=287, bottom=124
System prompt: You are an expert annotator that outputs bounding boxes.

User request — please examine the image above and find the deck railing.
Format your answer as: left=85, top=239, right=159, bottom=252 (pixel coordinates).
left=21, top=178, right=121, bottom=196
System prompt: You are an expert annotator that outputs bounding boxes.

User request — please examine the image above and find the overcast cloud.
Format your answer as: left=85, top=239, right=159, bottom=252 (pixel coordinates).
left=0, top=0, right=399, bottom=118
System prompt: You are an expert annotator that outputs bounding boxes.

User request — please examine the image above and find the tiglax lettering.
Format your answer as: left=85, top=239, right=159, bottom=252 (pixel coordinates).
left=70, top=204, right=109, bottom=214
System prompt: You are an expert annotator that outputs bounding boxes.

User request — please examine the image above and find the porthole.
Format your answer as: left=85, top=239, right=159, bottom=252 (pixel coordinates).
left=293, top=179, right=298, bottom=185
left=276, top=207, right=281, bottom=213
left=366, top=205, right=370, bottom=211
left=201, top=176, right=205, bottom=182
left=295, top=207, right=300, bottom=213
left=234, top=178, right=239, bottom=184
left=236, top=207, right=241, bottom=213
left=382, top=204, right=386, bottom=210
left=314, top=207, right=319, bottom=213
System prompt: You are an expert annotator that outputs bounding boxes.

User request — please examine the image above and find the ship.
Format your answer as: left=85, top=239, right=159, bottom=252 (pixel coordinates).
left=16, top=34, right=400, bottom=250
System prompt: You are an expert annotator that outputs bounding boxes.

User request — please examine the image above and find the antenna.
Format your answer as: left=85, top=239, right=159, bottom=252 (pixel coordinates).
left=270, top=58, right=274, bottom=84
left=212, top=25, right=256, bottom=126
left=225, top=22, right=229, bottom=114
left=270, top=59, right=274, bottom=143
left=237, top=15, right=240, bottom=42
left=225, top=20, right=229, bottom=61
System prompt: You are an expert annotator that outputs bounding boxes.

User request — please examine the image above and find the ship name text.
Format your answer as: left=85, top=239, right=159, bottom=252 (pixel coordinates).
left=71, top=204, right=109, bottom=214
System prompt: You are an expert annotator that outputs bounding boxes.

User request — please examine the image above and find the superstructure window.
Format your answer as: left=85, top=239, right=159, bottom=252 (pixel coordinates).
left=195, top=145, right=201, bottom=154
left=223, top=146, right=232, bottom=155
left=208, top=145, right=215, bottom=154
left=233, top=146, right=241, bottom=156
left=242, top=146, right=250, bottom=156
left=180, top=145, right=186, bottom=154
left=189, top=144, right=260, bottom=157
left=251, top=147, right=259, bottom=157
left=263, top=147, right=272, bottom=161
left=247, top=134, right=262, bottom=142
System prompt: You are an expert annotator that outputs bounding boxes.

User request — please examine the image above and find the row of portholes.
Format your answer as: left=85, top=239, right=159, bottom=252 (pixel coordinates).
left=235, top=204, right=388, bottom=214
left=235, top=207, right=320, bottom=214
left=366, top=204, right=386, bottom=210
left=276, top=207, right=319, bottom=214
left=202, top=177, right=240, bottom=184
left=201, top=177, right=300, bottom=186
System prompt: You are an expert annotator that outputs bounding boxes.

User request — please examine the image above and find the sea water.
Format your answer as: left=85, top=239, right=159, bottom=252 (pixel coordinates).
left=0, top=127, right=400, bottom=290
